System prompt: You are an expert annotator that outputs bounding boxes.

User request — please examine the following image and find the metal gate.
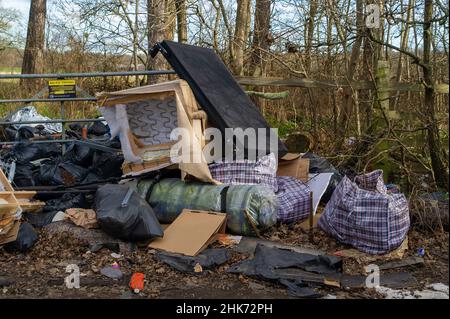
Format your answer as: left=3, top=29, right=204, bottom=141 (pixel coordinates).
left=0, top=70, right=176, bottom=153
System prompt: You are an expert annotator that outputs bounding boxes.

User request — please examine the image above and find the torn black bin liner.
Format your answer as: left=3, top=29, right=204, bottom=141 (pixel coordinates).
left=4, top=222, right=38, bottom=253
left=278, top=279, right=323, bottom=298
left=91, top=151, right=123, bottom=179
left=38, top=160, right=89, bottom=186
left=303, top=152, right=343, bottom=204
left=9, top=142, right=61, bottom=163
left=24, top=211, right=58, bottom=228
left=13, top=163, right=38, bottom=187
left=16, top=126, right=35, bottom=140
left=156, top=248, right=231, bottom=274
left=43, top=193, right=90, bottom=213
left=63, top=141, right=123, bottom=180
left=228, top=244, right=342, bottom=298
left=64, top=142, right=95, bottom=167
left=104, top=136, right=121, bottom=149
left=95, top=184, right=163, bottom=242
left=88, top=121, right=109, bottom=136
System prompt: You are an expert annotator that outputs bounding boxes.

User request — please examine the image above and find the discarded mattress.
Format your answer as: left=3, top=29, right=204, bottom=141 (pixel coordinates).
left=97, top=80, right=214, bottom=183
left=137, top=178, right=277, bottom=236
left=276, top=176, right=311, bottom=223
left=152, top=40, right=288, bottom=158
left=208, top=153, right=278, bottom=192
left=318, top=170, right=410, bottom=254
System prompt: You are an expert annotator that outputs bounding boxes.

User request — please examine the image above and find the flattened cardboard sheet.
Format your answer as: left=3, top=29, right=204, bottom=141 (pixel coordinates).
left=149, top=209, right=227, bottom=256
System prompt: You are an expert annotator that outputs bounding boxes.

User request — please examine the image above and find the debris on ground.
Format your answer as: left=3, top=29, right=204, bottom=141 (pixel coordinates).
left=100, top=266, right=124, bottom=280
left=156, top=248, right=231, bottom=275
left=376, top=283, right=449, bottom=299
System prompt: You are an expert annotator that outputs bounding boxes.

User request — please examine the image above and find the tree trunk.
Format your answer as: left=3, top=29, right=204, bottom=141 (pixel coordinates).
left=21, top=0, right=46, bottom=91
left=134, top=0, right=140, bottom=85
left=232, top=0, right=251, bottom=75
left=392, top=0, right=413, bottom=110
left=305, top=0, right=317, bottom=73
left=147, top=0, right=168, bottom=84
left=422, top=0, right=449, bottom=190
left=334, top=0, right=364, bottom=152
left=175, top=0, right=187, bottom=43
left=250, top=0, right=271, bottom=77
left=165, top=0, right=176, bottom=40
left=250, top=0, right=271, bottom=114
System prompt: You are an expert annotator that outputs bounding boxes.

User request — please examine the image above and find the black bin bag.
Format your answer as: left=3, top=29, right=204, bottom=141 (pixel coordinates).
left=95, top=184, right=164, bottom=242
left=4, top=222, right=38, bottom=253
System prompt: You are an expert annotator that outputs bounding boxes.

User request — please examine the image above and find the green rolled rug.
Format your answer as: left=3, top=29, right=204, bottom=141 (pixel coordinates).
left=137, top=178, right=277, bottom=236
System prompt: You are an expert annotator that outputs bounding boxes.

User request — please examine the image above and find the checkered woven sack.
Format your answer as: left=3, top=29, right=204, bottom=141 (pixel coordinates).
left=276, top=176, right=311, bottom=223
left=318, top=170, right=410, bottom=254
left=209, top=153, right=278, bottom=192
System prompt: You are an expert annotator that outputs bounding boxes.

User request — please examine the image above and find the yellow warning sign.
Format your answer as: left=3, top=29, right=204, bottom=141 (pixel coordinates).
left=48, top=79, right=76, bottom=98
left=48, top=80, right=76, bottom=86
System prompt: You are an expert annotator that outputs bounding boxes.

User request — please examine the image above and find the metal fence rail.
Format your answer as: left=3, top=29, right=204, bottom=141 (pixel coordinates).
left=0, top=70, right=174, bottom=152
left=0, top=70, right=176, bottom=80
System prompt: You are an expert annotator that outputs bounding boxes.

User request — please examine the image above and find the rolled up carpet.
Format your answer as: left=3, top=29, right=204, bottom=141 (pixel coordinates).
left=137, top=178, right=277, bottom=236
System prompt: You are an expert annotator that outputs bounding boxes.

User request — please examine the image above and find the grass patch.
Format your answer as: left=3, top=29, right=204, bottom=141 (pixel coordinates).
left=266, top=115, right=298, bottom=138
left=0, top=67, right=21, bottom=74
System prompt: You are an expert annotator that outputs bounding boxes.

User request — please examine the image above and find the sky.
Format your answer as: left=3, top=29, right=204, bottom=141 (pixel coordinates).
left=2, top=0, right=31, bottom=30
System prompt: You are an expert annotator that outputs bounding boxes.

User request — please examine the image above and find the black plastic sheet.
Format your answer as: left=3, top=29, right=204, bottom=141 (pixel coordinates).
left=156, top=249, right=231, bottom=274
left=43, top=193, right=90, bottom=213
left=228, top=244, right=342, bottom=298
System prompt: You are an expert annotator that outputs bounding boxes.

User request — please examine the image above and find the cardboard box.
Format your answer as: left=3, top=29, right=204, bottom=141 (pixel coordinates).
left=0, top=219, right=20, bottom=245
left=149, top=209, right=227, bottom=256
left=277, top=153, right=310, bottom=182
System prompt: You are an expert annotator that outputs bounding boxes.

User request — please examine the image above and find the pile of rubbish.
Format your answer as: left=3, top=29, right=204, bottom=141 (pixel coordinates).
left=0, top=41, right=415, bottom=298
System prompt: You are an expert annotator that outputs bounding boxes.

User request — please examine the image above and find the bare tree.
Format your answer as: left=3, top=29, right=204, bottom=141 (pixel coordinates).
left=232, top=0, right=251, bottom=75
left=147, top=0, right=169, bottom=84
left=176, top=0, right=188, bottom=42
left=0, top=1, right=18, bottom=52
left=250, top=0, right=271, bottom=77
left=334, top=0, right=364, bottom=152
left=422, top=0, right=448, bottom=189
left=21, top=0, right=47, bottom=90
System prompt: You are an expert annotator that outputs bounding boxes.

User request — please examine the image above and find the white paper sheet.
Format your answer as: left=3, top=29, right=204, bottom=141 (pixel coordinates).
left=307, top=173, right=334, bottom=214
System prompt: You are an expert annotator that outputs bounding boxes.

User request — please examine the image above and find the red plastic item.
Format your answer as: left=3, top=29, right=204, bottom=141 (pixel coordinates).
left=130, top=273, right=145, bottom=293
left=82, top=127, right=88, bottom=140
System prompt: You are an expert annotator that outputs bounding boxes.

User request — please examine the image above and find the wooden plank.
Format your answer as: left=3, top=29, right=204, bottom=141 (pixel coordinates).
left=236, top=76, right=372, bottom=89
left=376, top=61, right=390, bottom=113
left=236, top=76, right=449, bottom=93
